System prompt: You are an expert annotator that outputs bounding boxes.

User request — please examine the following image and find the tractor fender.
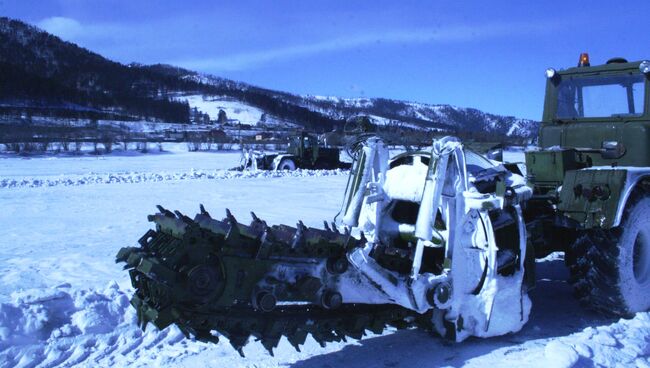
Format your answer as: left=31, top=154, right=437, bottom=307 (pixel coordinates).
left=557, top=167, right=650, bottom=229
left=272, top=154, right=297, bottom=170
left=612, top=168, right=650, bottom=227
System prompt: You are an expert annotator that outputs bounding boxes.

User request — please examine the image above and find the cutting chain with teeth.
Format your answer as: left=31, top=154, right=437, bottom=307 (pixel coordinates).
left=116, top=205, right=419, bottom=356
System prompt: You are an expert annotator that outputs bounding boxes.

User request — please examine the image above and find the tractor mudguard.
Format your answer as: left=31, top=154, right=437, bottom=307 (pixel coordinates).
left=558, top=167, right=650, bottom=229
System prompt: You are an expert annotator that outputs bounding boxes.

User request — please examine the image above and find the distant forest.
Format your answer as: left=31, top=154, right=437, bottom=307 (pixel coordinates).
left=0, top=18, right=191, bottom=123
left=0, top=17, right=346, bottom=129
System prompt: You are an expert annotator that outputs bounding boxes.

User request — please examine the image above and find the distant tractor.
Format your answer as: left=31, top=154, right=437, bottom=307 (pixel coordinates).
left=238, top=132, right=351, bottom=171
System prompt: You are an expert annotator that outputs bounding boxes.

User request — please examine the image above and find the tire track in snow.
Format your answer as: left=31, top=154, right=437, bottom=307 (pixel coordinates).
left=0, top=169, right=348, bottom=189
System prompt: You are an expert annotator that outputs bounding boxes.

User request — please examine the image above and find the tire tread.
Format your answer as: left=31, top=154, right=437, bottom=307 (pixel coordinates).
left=567, top=190, right=648, bottom=317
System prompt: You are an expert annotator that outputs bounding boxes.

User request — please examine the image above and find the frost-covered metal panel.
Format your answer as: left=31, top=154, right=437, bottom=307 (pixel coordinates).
left=338, top=136, right=533, bottom=340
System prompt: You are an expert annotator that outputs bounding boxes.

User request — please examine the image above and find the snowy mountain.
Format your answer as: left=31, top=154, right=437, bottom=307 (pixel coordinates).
left=0, top=17, right=539, bottom=138
left=176, top=70, right=539, bottom=137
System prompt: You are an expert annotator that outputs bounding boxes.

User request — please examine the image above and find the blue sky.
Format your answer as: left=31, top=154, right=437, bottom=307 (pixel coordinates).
left=3, top=0, right=650, bottom=120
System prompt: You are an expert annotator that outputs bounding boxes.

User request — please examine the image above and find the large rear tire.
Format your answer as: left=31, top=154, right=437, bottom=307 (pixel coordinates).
left=568, top=194, right=650, bottom=316
left=277, top=158, right=297, bottom=171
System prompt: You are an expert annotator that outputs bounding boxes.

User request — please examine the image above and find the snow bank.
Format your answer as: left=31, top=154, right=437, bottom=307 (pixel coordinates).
left=0, top=283, right=365, bottom=367
left=0, top=169, right=348, bottom=189
left=544, top=340, right=579, bottom=368
left=0, top=282, right=133, bottom=367
left=542, top=314, right=650, bottom=367
left=0, top=283, right=225, bottom=368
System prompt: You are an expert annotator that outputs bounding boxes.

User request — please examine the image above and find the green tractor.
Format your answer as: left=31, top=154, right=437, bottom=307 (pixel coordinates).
left=525, top=53, right=650, bottom=315
left=240, top=131, right=351, bottom=171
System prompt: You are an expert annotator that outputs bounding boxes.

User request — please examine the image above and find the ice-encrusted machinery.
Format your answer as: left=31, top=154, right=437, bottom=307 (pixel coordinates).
left=118, top=55, right=650, bottom=356
left=117, top=136, right=534, bottom=355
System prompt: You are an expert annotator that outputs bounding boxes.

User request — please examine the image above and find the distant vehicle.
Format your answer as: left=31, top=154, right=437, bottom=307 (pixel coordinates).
left=236, top=131, right=351, bottom=171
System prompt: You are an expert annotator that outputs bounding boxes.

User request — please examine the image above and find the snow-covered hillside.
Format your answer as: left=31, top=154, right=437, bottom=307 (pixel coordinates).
left=1, top=17, right=539, bottom=140
left=177, top=70, right=540, bottom=138
left=175, top=94, right=299, bottom=128
left=0, top=150, right=648, bottom=367
left=301, top=95, right=540, bottom=136
left=180, top=95, right=264, bottom=125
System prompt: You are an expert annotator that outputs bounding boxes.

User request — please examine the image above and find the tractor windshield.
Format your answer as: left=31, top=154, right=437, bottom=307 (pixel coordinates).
left=555, top=73, right=645, bottom=119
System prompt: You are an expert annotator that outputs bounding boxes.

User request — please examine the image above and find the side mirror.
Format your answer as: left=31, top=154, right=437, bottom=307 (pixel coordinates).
left=601, top=141, right=626, bottom=159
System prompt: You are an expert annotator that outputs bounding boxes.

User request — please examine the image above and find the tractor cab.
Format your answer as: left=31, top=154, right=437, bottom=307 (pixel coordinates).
left=286, top=132, right=319, bottom=163
left=283, top=131, right=343, bottom=169
left=527, top=55, right=650, bottom=196
left=536, top=54, right=650, bottom=168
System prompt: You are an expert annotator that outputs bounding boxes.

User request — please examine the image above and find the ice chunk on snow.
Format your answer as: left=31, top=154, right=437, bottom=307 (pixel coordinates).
left=70, top=282, right=129, bottom=334
left=1, top=287, right=74, bottom=342
left=544, top=340, right=580, bottom=368
left=591, top=330, right=618, bottom=347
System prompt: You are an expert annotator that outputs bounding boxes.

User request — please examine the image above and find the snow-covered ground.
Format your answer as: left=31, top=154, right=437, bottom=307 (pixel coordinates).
left=0, top=145, right=238, bottom=178
left=0, top=149, right=648, bottom=367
